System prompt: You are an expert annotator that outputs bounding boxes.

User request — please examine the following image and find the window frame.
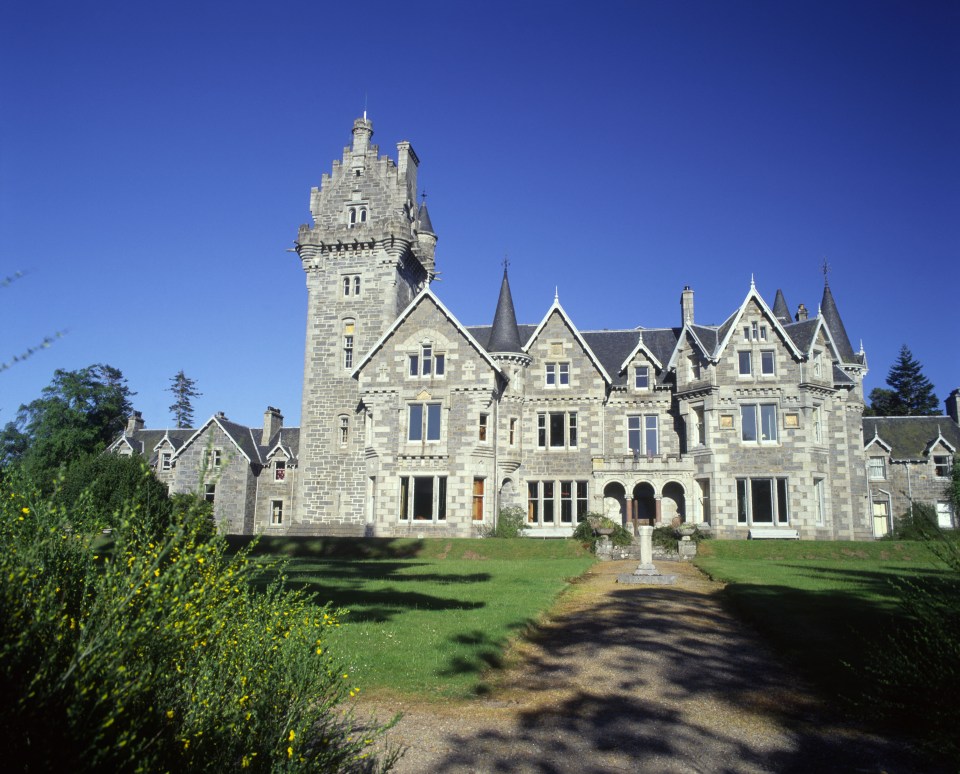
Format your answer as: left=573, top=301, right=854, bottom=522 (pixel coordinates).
left=527, top=480, right=589, bottom=526
left=274, top=459, right=286, bottom=481
left=627, top=414, right=659, bottom=456
left=934, top=455, right=952, bottom=478
left=634, top=365, right=650, bottom=390
left=408, top=344, right=445, bottom=378
left=408, top=402, right=442, bottom=443
left=545, top=362, right=570, bottom=388
left=740, top=403, right=779, bottom=444
left=398, top=475, right=447, bottom=521
left=867, top=457, right=886, bottom=480
left=537, top=411, right=578, bottom=449
left=736, top=476, right=790, bottom=525
left=738, top=351, right=752, bottom=376
left=760, top=349, right=775, bottom=375
left=270, top=499, right=284, bottom=526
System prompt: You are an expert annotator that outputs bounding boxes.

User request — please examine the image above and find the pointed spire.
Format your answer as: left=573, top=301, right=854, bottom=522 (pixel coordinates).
left=488, top=265, right=524, bottom=354
left=819, top=280, right=856, bottom=362
left=772, top=289, right=791, bottom=325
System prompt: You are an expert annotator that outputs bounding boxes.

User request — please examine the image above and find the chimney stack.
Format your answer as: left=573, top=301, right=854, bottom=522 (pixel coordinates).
left=263, top=406, right=283, bottom=442
left=947, top=389, right=960, bottom=426
left=795, top=303, right=808, bottom=322
left=681, top=286, right=695, bottom=326
left=126, top=411, right=144, bottom=434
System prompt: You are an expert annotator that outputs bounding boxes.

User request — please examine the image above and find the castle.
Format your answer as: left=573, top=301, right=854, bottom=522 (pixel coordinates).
left=111, top=117, right=959, bottom=539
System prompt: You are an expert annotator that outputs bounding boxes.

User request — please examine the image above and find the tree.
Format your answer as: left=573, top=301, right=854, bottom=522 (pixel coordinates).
left=166, top=370, right=201, bottom=428
left=868, top=345, right=939, bottom=416
left=0, top=364, right=134, bottom=484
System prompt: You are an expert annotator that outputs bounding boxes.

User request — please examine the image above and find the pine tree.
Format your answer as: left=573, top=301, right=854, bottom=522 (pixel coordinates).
left=868, top=345, right=939, bottom=416
left=167, top=371, right=201, bottom=428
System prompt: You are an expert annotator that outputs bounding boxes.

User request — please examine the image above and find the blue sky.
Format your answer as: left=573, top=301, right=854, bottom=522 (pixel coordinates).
left=2, top=0, right=957, bottom=429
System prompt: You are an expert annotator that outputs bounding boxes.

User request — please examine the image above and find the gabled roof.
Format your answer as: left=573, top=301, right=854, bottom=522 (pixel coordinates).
left=265, top=427, right=301, bottom=462
left=714, top=282, right=804, bottom=360
left=584, top=327, right=679, bottom=388
left=616, top=330, right=665, bottom=373
left=522, top=296, right=612, bottom=384
left=172, top=414, right=263, bottom=466
left=352, top=287, right=503, bottom=378
left=862, top=416, right=960, bottom=461
left=108, top=429, right=193, bottom=463
left=782, top=317, right=843, bottom=362
left=863, top=425, right=892, bottom=452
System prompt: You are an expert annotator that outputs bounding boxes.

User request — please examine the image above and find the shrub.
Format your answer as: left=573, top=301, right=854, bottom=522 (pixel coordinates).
left=571, top=514, right=633, bottom=553
left=480, top=505, right=529, bottom=538
left=889, top=502, right=941, bottom=540
left=0, top=473, right=398, bottom=772
left=652, top=525, right=678, bottom=552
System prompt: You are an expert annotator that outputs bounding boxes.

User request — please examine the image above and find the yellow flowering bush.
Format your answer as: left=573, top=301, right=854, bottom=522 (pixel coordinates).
left=0, top=474, right=398, bottom=772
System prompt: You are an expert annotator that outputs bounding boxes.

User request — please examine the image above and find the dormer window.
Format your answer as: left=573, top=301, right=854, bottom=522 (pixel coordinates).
left=635, top=366, right=649, bottom=390
left=160, top=452, right=172, bottom=471
left=275, top=460, right=286, bottom=481
left=934, top=455, right=952, bottom=478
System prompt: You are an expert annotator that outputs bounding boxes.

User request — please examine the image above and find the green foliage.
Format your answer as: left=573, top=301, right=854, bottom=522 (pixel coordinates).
left=0, top=364, right=134, bottom=486
left=651, top=525, right=677, bottom=552
left=54, top=454, right=174, bottom=538
left=946, top=459, right=960, bottom=516
left=571, top=514, right=633, bottom=552
left=481, top=505, right=528, bottom=538
left=167, top=370, right=202, bottom=429
left=0, top=475, right=398, bottom=772
left=868, top=344, right=939, bottom=416
left=889, top=502, right=941, bottom=541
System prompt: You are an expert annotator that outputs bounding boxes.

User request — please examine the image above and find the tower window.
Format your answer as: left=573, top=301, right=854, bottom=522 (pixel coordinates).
left=339, top=415, right=349, bottom=445
left=343, top=320, right=355, bottom=369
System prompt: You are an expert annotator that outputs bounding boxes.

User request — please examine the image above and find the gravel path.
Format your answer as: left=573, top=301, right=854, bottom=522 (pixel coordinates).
left=360, top=559, right=928, bottom=773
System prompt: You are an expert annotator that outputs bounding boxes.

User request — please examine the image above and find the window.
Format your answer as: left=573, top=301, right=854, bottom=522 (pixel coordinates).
left=813, top=405, right=823, bottom=443
left=628, top=415, right=659, bottom=456
left=160, top=452, right=172, bottom=471
left=208, top=449, right=222, bottom=469
left=408, top=403, right=442, bottom=442
left=399, top=475, right=447, bottom=521
left=872, top=498, right=889, bottom=534
left=537, top=411, right=578, bottom=449
left=274, top=460, right=286, bottom=481
left=339, top=415, right=349, bottom=445
left=204, top=483, right=216, bottom=503
left=528, top=480, right=588, bottom=525
left=545, top=362, right=570, bottom=387
left=409, top=344, right=444, bottom=377
left=936, top=501, right=954, bottom=529
left=760, top=350, right=775, bottom=375
left=343, top=320, right=355, bottom=369
left=509, top=417, right=517, bottom=446
left=814, top=479, right=826, bottom=526
left=689, top=355, right=701, bottom=380
left=343, top=276, right=350, bottom=296
left=354, top=276, right=361, bottom=295
left=813, top=351, right=823, bottom=378
left=478, top=413, right=488, bottom=442
left=693, top=406, right=705, bottom=447
left=736, top=477, right=789, bottom=525
left=270, top=500, right=283, bottom=525
left=744, top=322, right=766, bottom=341
left=934, top=455, right=952, bottom=478
left=472, top=478, right=485, bottom=521
left=738, top=351, right=752, bottom=376
left=867, top=457, right=886, bottom=480
left=635, top=366, right=649, bottom=389
left=343, top=275, right=361, bottom=296
left=741, top=404, right=778, bottom=443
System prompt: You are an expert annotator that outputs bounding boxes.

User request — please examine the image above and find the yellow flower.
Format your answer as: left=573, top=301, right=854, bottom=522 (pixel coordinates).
left=21, top=507, right=29, bottom=515
left=166, top=710, right=174, bottom=719
left=287, top=746, right=293, bottom=758
left=288, top=729, right=295, bottom=741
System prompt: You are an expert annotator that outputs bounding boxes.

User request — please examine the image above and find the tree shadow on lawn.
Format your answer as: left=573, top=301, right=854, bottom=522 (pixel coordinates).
left=228, top=535, right=429, bottom=559
left=420, top=581, right=936, bottom=773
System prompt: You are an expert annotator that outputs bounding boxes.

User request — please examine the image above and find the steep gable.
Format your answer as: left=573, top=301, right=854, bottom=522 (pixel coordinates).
left=523, top=298, right=611, bottom=384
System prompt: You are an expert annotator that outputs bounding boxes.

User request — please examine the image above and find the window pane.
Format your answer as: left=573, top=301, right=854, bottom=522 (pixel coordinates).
left=560, top=481, right=573, bottom=523
left=645, top=415, right=658, bottom=455
left=760, top=405, right=778, bottom=441
left=576, top=481, right=588, bottom=520
left=435, top=354, right=445, bottom=376
left=738, top=351, right=751, bottom=375
left=409, top=355, right=418, bottom=376
left=422, top=346, right=432, bottom=375
left=538, top=414, right=546, bottom=447
left=737, top=479, right=747, bottom=523
left=437, top=477, right=446, bottom=520
left=751, top=479, right=774, bottom=523
left=543, top=481, right=554, bottom=522
left=545, top=363, right=556, bottom=385
left=550, top=413, right=565, bottom=447
left=399, top=477, right=409, bottom=520
left=528, top=482, right=539, bottom=523
left=569, top=413, right=578, bottom=447
left=761, top=351, right=775, bottom=374
left=408, top=404, right=423, bottom=441
left=777, top=478, right=789, bottom=524
left=426, top=404, right=441, bottom=441
left=741, top=405, right=757, bottom=442
left=628, top=416, right=641, bottom=452
left=412, top=476, right=434, bottom=520
left=559, top=363, right=569, bottom=385
left=636, top=366, right=649, bottom=389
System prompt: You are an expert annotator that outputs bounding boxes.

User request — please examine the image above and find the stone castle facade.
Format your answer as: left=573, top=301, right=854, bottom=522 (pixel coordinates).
left=111, top=117, right=958, bottom=539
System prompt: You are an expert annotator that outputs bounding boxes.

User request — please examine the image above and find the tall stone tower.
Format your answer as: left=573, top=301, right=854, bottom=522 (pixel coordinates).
left=293, top=116, right=437, bottom=532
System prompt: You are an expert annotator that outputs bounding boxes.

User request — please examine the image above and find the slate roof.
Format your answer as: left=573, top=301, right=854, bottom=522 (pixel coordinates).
left=466, top=324, right=538, bottom=351
left=416, top=201, right=434, bottom=234
left=783, top=319, right=820, bottom=354
left=487, top=269, right=524, bottom=353
left=217, top=417, right=265, bottom=465
left=772, top=289, right=791, bottom=325
left=112, top=429, right=193, bottom=464
left=820, top=282, right=857, bottom=363
left=862, top=416, right=960, bottom=460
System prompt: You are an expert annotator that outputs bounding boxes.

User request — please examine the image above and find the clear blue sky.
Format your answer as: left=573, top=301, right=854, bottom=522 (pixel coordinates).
left=2, top=0, right=957, bottom=429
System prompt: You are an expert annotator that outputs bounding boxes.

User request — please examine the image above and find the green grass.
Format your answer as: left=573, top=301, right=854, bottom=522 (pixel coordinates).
left=233, top=537, right=595, bottom=699
left=694, top=539, right=960, bottom=741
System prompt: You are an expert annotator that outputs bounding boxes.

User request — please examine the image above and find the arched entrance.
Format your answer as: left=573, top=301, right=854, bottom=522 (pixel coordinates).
left=633, top=482, right=656, bottom=524
left=662, top=482, right=686, bottom=524
left=602, top=482, right=626, bottom=526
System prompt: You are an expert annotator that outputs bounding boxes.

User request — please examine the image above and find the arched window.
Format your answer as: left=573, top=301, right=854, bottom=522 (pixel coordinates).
left=349, top=208, right=357, bottom=226
left=343, top=276, right=351, bottom=296
left=354, top=276, right=361, bottom=295
left=360, top=208, right=367, bottom=223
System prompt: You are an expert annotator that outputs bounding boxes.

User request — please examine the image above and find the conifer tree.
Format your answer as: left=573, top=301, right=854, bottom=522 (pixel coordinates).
left=868, top=345, right=939, bottom=416
left=167, top=370, right=201, bottom=428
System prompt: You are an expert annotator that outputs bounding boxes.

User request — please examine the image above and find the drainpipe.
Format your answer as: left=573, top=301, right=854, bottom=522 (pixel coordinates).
left=493, top=387, right=499, bottom=532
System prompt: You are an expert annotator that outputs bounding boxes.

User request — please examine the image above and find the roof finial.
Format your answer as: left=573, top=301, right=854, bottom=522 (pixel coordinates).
left=502, top=253, right=510, bottom=275
left=363, top=92, right=368, bottom=122
left=750, top=273, right=755, bottom=289
left=554, top=286, right=559, bottom=302
left=822, top=257, right=830, bottom=286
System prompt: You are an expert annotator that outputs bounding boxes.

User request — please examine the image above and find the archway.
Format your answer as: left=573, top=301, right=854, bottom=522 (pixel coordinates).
left=633, top=482, right=656, bottom=524
left=602, top=482, right=626, bottom=526
left=662, top=481, right=686, bottom=524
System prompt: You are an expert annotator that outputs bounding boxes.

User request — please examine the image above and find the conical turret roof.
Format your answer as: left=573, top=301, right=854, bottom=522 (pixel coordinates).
left=772, top=289, right=791, bottom=325
left=488, top=268, right=524, bottom=354
left=820, top=281, right=856, bottom=362
left=416, top=201, right=435, bottom=235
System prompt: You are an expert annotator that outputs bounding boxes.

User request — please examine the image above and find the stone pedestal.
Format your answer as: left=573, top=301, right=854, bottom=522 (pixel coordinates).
left=618, top=525, right=677, bottom=585
left=678, top=535, right=697, bottom=560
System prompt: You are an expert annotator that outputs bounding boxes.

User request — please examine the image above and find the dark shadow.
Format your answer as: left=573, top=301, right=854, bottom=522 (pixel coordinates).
left=227, top=535, right=429, bottom=559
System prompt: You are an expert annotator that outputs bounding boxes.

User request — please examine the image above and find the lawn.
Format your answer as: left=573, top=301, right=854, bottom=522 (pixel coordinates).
left=694, top=538, right=960, bottom=760
left=232, top=536, right=595, bottom=700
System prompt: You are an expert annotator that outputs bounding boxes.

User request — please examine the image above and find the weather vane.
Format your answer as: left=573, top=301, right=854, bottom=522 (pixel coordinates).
left=821, top=257, right=830, bottom=284
left=502, top=253, right=510, bottom=273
